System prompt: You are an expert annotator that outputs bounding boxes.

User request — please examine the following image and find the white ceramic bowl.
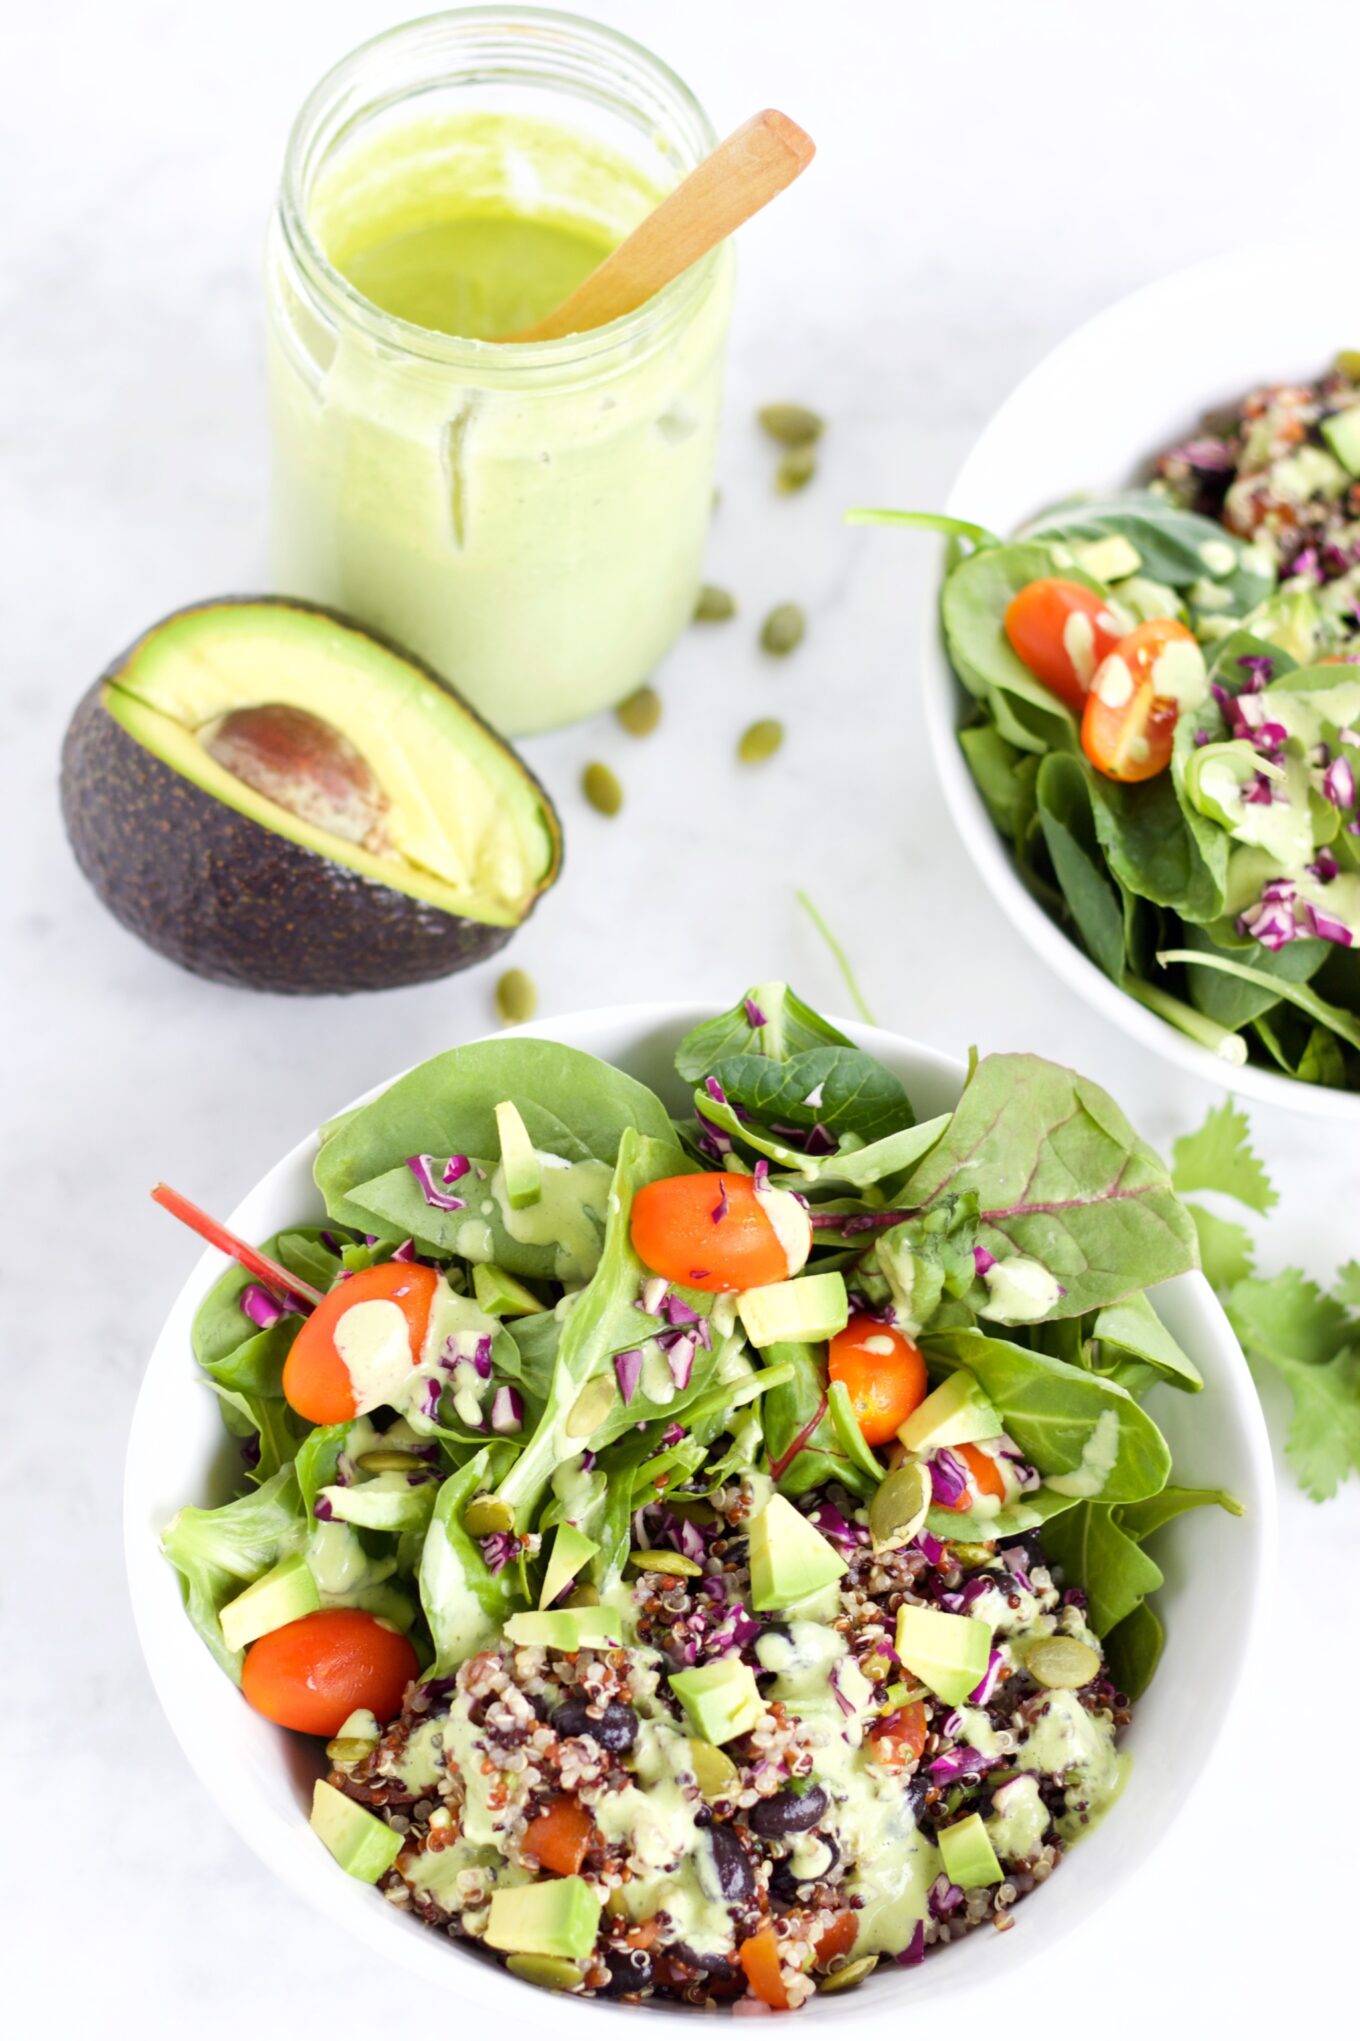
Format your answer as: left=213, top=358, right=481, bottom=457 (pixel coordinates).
left=921, top=238, right=1360, bottom=1119
left=125, top=1005, right=1275, bottom=2024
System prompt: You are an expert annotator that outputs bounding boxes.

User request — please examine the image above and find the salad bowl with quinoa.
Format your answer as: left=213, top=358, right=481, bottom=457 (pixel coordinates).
left=125, top=995, right=1272, bottom=2017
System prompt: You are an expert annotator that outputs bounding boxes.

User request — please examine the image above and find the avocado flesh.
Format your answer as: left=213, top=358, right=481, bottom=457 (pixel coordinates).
left=61, top=599, right=564, bottom=994
left=105, top=601, right=556, bottom=926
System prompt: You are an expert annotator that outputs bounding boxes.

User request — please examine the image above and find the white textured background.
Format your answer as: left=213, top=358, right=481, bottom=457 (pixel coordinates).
left=4, top=0, right=1354, bottom=2030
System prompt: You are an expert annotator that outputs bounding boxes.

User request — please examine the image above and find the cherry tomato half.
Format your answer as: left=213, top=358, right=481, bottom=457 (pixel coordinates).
left=1081, top=622, right=1189, bottom=783
left=867, top=1699, right=929, bottom=1768
left=1004, top=579, right=1125, bottom=715
left=629, top=1173, right=808, bottom=1293
left=282, top=1260, right=438, bottom=1424
left=827, top=1316, right=927, bottom=1447
left=955, top=1440, right=1009, bottom=1502
left=241, top=1607, right=418, bottom=1735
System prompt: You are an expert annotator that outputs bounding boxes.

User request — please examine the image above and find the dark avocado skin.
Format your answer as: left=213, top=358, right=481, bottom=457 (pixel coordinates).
left=59, top=598, right=563, bottom=996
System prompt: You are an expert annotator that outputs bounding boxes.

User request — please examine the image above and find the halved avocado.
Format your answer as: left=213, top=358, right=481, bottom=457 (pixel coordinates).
left=60, top=598, right=562, bottom=993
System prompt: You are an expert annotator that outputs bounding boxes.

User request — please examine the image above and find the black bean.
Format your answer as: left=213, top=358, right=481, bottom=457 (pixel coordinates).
left=672, top=1943, right=738, bottom=1976
left=748, top=1783, right=828, bottom=1836
left=769, top=1834, right=839, bottom=1903
left=550, top=1699, right=638, bottom=1753
left=707, top=1823, right=754, bottom=1900
left=604, top=1947, right=654, bottom=1994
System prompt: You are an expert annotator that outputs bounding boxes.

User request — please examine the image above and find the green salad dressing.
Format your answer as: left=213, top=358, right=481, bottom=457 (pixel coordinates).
left=338, top=211, right=616, bottom=343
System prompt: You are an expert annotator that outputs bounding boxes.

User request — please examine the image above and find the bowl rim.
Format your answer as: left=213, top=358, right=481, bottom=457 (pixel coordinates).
left=124, top=1001, right=1278, bottom=2022
left=919, top=242, right=1360, bottom=1120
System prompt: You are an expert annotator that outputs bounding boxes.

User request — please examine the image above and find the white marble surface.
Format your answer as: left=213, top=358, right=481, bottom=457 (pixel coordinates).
left=5, top=0, right=1355, bottom=2029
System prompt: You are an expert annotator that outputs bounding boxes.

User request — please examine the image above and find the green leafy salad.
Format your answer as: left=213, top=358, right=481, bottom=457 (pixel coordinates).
left=162, top=985, right=1238, bottom=2007
left=858, top=359, right=1360, bottom=1090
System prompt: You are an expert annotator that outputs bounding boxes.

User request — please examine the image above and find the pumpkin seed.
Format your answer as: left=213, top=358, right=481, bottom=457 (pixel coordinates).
left=616, top=684, right=662, bottom=736
left=1026, top=1635, right=1101, bottom=1689
left=324, top=1734, right=378, bottom=1765
left=566, top=1583, right=600, bottom=1608
left=495, top=967, right=537, bottom=1026
left=776, top=444, right=817, bottom=494
left=505, top=1954, right=586, bottom=1992
left=463, top=1493, right=515, bottom=1538
left=738, top=718, right=784, bottom=766
left=1336, top=349, right=1360, bottom=381
left=630, top=1548, right=703, bottom=1577
left=582, top=761, right=623, bottom=816
left=949, top=1541, right=996, bottom=1568
left=817, top=1956, right=877, bottom=1995
left=354, top=1449, right=424, bottom=1473
left=694, top=583, right=736, bottom=622
left=565, top=1372, right=617, bottom=1438
left=760, top=602, right=805, bottom=656
left=758, top=402, right=824, bottom=447
left=868, top=1461, right=930, bottom=1554
left=688, top=1738, right=740, bottom=1800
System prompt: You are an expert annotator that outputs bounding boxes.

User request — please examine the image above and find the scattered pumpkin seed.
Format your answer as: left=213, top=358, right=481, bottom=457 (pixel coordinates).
left=630, top=1548, right=704, bottom=1577
left=463, top=1493, right=515, bottom=1538
left=1026, top=1636, right=1101, bottom=1690
left=505, top=1955, right=587, bottom=1993
left=566, top=1583, right=601, bottom=1607
left=694, top=582, right=737, bottom=622
left=616, top=684, right=662, bottom=736
left=738, top=717, right=784, bottom=766
left=868, top=1461, right=930, bottom=1554
left=776, top=444, right=817, bottom=493
left=582, top=760, right=623, bottom=815
left=758, top=401, right=825, bottom=447
left=566, top=1372, right=617, bottom=1438
left=688, top=1738, right=741, bottom=1800
left=817, top=1957, right=878, bottom=1995
left=760, top=601, right=805, bottom=656
left=495, top=967, right=537, bottom=1026
left=1336, top=349, right=1360, bottom=380
left=948, top=1541, right=996, bottom=1568
left=354, top=1449, right=424, bottom=1474
left=324, top=1733, right=378, bottom=1765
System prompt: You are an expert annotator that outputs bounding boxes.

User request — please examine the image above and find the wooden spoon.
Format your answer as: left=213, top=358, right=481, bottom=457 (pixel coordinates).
left=503, top=108, right=814, bottom=344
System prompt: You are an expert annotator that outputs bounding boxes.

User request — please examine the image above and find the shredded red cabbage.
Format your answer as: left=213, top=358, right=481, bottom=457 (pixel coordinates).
left=405, top=1154, right=468, bottom=1213
left=929, top=1449, right=970, bottom=1509
left=615, top=1349, right=643, bottom=1404
left=490, top=1385, right=524, bottom=1433
left=895, top=1921, right=926, bottom=1967
left=744, top=997, right=768, bottom=1027
left=240, top=1282, right=286, bottom=1330
left=968, top=1648, right=1005, bottom=1706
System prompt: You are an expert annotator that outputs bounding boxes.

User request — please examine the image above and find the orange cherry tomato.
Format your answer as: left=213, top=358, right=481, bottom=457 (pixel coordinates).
left=827, top=1316, right=927, bottom=1447
left=1081, top=617, right=1197, bottom=782
left=523, top=1795, right=594, bottom=1876
left=282, top=1261, right=439, bottom=1424
left=241, top=1607, right=418, bottom=1735
left=956, top=1441, right=1008, bottom=1502
left=1004, top=579, right=1125, bottom=714
left=867, top=1700, right=929, bottom=1769
left=629, top=1173, right=806, bottom=1293
left=738, top=1926, right=791, bottom=2011
left=813, top=1913, right=858, bottom=1967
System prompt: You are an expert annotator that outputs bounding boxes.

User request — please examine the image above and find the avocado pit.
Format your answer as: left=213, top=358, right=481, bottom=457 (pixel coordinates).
left=201, top=702, right=392, bottom=851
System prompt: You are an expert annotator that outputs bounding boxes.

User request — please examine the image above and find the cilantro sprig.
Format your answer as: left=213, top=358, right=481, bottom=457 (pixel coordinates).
left=1171, top=1102, right=1360, bottom=1501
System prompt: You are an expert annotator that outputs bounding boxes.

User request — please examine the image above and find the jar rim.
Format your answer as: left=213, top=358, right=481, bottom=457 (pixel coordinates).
left=277, top=5, right=722, bottom=373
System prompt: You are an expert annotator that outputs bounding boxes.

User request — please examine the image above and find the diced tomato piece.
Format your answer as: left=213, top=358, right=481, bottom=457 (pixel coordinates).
left=814, top=1913, right=858, bottom=1967
left=523, top=1795, right=593, bottom=1876
left=827, top=1317, right=927, bottom=1447
left=738, top=1926, right=791, bottom=2010
left=867, top=1700, right=929, bottom=1767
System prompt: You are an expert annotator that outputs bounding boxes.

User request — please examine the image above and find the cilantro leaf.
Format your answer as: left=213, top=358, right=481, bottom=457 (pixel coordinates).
left=1268, top=1348, right=1360, bottom=1502
left=1334, top=1261, right=1360, bottom=1310
left=1170, top=1101, right=1277, bottom=1214
left=1228, top=1271, right=1351, bottom=1369
left=1186, top=1203, right=1255, bottom=1293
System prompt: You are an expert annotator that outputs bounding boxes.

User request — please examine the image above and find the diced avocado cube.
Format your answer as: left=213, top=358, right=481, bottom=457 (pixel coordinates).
left=1322, top=404, right=1360, bottom=477
left=496, top=1100, right=542, bottom=1210
left=1074, top=534, right=1141, bottom=584
left=894, top=1603, right=993, bottom=1705
left=484, top=1876, right=602, bottom=1960
left=937, top=1810, right=1003, bottom=1889
left=310, top=1778, right=403, bottom=1884
left=897, top=1370, right=1002, bottom=1455
left=220, top=1550, right=319, bottom=1654
left=539, top=1524, right=600, bottom=1610
left=504, top=1606, right=621, bottom=1651
left=668, top=1657, right=764, bottom=1744
left=472, top=1262, right=543, bottom=1317
left=748, top=1493, right=847, bottom=1612
left=738, top=1271, right=848, bottom=1349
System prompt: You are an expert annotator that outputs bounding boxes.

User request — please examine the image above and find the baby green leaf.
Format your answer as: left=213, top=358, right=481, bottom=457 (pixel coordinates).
left=1040, top=1502, right=1164, bottom=1637
left=1103, top=1599, right=1164, bottom=1700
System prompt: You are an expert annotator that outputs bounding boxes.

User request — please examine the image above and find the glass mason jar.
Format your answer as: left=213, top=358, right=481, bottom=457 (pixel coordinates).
left=267, top=8, right=735, bottom=736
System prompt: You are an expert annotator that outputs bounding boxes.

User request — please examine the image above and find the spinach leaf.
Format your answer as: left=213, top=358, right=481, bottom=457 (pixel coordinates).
left=873, top=1195, right=979, bottom=1335
left=674, top=982, right=853, bottom=1082
left=960, top=722, right=1030, bottom=838
left=1253, top=1011, right=1351, bottom=1088
left=419, top=1445, right=522, bottom=1671
left=903, top=1053, right=1199, bottom=1318
left=925, top=1483, right=1079, bottom=1544
left=762, top=1340, right=875, bottom=1500
left=924, top=1329, right=1172, bottom=1502
left=1114, top=1486, right=1243, bottom=1540
left=1019, top=493, right=1274, bottom=617
left=207, top=1384, right=304, bottom=1485
left=191, top=1225, right=344, bottom=1396
left=1035, top=753, right=1127, bottom=982
left=941, top=539, right=1086, bottom=723
left=1085, top=763, right=1225, bottom=923
left=792, top=1116, right=953, bottom=1194
left=1103, top=1599, right=1164, bottom=1700
left=315, top=1039, right=674, bottom=1231
left=1091, top=1293, right=1203, bottom=1394
left=1157, top=948, right=1360, bottom=1052
left=706, top=1046, right=916, bottom=1145
left=295, top=1423, right=350, bottom=1515
left=340, top=1154, right=612, bottom=1283
left=1040, top=1501, right=1164, bottom=1637
left=827, top=1381, right=892, bottom=1486
left=160, top=1466, right=306, bottom=1680
left=1179, top=919, right=1328, bottom=1029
